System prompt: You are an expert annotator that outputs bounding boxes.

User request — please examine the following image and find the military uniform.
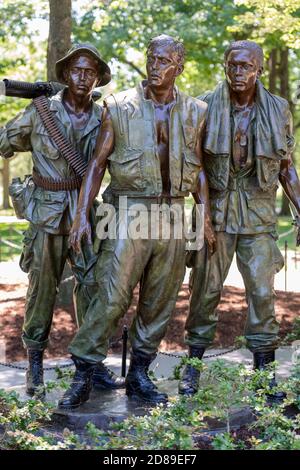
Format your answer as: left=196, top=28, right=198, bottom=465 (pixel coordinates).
left=0, top=90, right=100, bottom=350
left=186, top=80, right=294, bottom=353
left=69, top=82, right=207, bottom=363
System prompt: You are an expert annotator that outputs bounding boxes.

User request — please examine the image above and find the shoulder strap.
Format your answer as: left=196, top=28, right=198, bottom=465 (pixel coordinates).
left=33, top=95, right=87, bottom=178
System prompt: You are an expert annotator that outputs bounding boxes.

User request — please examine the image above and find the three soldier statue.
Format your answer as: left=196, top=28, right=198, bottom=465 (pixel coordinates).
left=1, top=34, right=300, bottom=408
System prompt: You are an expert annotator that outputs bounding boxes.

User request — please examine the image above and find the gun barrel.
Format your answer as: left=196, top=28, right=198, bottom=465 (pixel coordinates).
left=0, top=79, right=102, bottom=101
left=2, top=79, right=52, bottom=99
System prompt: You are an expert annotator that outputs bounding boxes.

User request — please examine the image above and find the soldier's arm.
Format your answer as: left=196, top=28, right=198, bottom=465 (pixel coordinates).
left=279, top=156, right=300, bottom=214
left=192, top=122, right=216, bottom=255
left=0, top=104, right=34, bottom=158
left=278, top=110, right=300, bottom=245
left=69, top=106, right=115, bottom=252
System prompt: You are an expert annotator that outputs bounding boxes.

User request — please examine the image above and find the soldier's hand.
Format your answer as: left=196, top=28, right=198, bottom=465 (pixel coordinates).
left=204, top=219, right=217, bottom=255
left=69, top=213, right=92, bottom=253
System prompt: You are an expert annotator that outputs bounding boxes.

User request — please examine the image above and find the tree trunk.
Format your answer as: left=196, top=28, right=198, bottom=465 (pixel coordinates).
left=268, top=49, right=278, bottom=94
left=278, top=48, right=292, bottom=216
left=47, top=1, right=74, bottom=307
left=47, top=0, right=72, bottom=81
left=279, top=49, right=291, bottom=106
left=1, top=159, right=11, bottom=209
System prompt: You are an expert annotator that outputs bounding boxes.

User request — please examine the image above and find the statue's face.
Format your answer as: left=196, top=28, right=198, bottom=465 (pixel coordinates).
left=224, top=49, right=262, bottom=93
left=64, top=54, right=99, bottom=97
left=146, top=43, right=183, bottom=88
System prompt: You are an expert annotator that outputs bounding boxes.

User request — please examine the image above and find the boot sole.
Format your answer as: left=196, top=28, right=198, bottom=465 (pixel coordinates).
left=58, top=403, right=83, bottom=410
left=93, top=382, right=125, bottom=390
left=57, top=399, right=89, bottom=410
left=126, top=390, right=168, bottom=405
left=178, top=390, right=197, bottom=397
left=58, top=392, right=91, bottom=410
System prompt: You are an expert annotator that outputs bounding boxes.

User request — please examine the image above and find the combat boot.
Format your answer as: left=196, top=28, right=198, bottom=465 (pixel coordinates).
left=178, top=346, right=205, bottom=396
left=92, top=362, right=125, bottom=390
left=58, top=356, right=95, bottom=409
left=26, top=349, right=45, bottom=397
left=125, top=350, right=168, bottom=404
left=253, top=350, right=286, bottom=404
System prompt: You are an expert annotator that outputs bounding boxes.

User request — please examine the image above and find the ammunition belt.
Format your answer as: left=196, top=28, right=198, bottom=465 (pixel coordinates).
left=33, top=95, right=88, bottom=178
left=32, top=169, right=82, bottom=191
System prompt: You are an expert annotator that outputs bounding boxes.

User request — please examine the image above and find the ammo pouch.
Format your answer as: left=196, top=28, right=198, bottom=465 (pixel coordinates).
left=8, top=174, right=35, bottom=219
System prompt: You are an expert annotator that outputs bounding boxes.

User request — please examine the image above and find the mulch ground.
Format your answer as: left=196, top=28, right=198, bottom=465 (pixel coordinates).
left=0, top=283, right=299, bottom=361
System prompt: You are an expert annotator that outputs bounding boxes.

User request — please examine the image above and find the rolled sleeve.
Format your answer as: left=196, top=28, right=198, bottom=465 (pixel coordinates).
left=0, top=104, right=34, bottom=158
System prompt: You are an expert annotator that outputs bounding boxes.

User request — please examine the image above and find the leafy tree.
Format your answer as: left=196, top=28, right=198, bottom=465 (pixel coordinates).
left=47, top=0, right=72, bottom=80
left=0, top=0, right=72, bottom=209
left=0, top=0, right=47, bottom=208
left=73, top=0, right=247, bottom=95
left=73, top=0, right=300, bottom=180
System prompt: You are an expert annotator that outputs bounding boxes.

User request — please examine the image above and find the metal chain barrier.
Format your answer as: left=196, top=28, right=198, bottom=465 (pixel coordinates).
left=0, top=361, right=73, bottom=371
left=278, top=227, right=295, bottom=239
left=157, top=345, right=241, bottom=360
left=0, top=342, right=240, bottom=371
left=0, top=335, right=124, bottom=371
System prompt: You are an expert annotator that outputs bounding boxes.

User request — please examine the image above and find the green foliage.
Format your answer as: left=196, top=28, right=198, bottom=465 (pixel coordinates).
left=0, top=0, right=47, bottom=122
left=212, top=432, right=237, bottom=450
left=229, top=0, right=300, bottom=49
left=0, top=1, right=48, bottom=204
left=0, top=222, right=28, bottom=261
left=0, top=359, right=300, bottom=450
left=73, top=0, right=246, bottom=94
left=283, top=317, right=300, bottom=344
left=73, top=0, right=300, bottom=93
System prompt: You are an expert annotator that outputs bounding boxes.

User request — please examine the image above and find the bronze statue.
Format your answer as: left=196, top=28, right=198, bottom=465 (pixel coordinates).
left=0, top=44, right=124, bottom=395
left=179, top=40, right=300, bottom=401
left=58, top=34, right=216, bottom=409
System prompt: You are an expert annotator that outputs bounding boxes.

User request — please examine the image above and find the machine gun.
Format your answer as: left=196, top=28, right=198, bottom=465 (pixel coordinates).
left=0, top=79, right=101, bottom=100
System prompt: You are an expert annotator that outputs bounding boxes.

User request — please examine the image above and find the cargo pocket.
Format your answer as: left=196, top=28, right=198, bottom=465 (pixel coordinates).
left=31, top=189, right=68, bottom=230
left=108, top=149, right=144, bottom=190
left=204, top=154, right=229, bottom=191
left=128, top=119, right=145, bottom=150
left=181, top=150, right=201, bottom=192
left=35, top=131, right=60, bottom=160
left=269, top=233, right=284, bottom=274
left=245, top=190, right=277, bottom=227
left=19, top=225, right=38, bottom=273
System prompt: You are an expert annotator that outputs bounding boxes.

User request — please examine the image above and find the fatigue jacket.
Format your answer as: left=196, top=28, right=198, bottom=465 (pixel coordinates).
left=0, top=90, right=102, bottom=234
left=198, top=81, right=294, bottom=234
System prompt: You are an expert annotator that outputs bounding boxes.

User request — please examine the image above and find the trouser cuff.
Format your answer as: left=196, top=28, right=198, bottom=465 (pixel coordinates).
left=185, top=338, right=211, bottom=349
left=22, top=334, right=48, bottom=351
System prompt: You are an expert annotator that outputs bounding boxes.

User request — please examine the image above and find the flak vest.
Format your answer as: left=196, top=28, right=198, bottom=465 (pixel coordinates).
left=104, top=83, right=207, bottom=198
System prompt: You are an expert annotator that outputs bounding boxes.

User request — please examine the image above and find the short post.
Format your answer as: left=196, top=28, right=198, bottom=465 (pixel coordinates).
left=285, top=241, right=288, bottom=292
left=121, top=325, right=128, bottom=377
left=9, top=225, right=12, bottom=258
